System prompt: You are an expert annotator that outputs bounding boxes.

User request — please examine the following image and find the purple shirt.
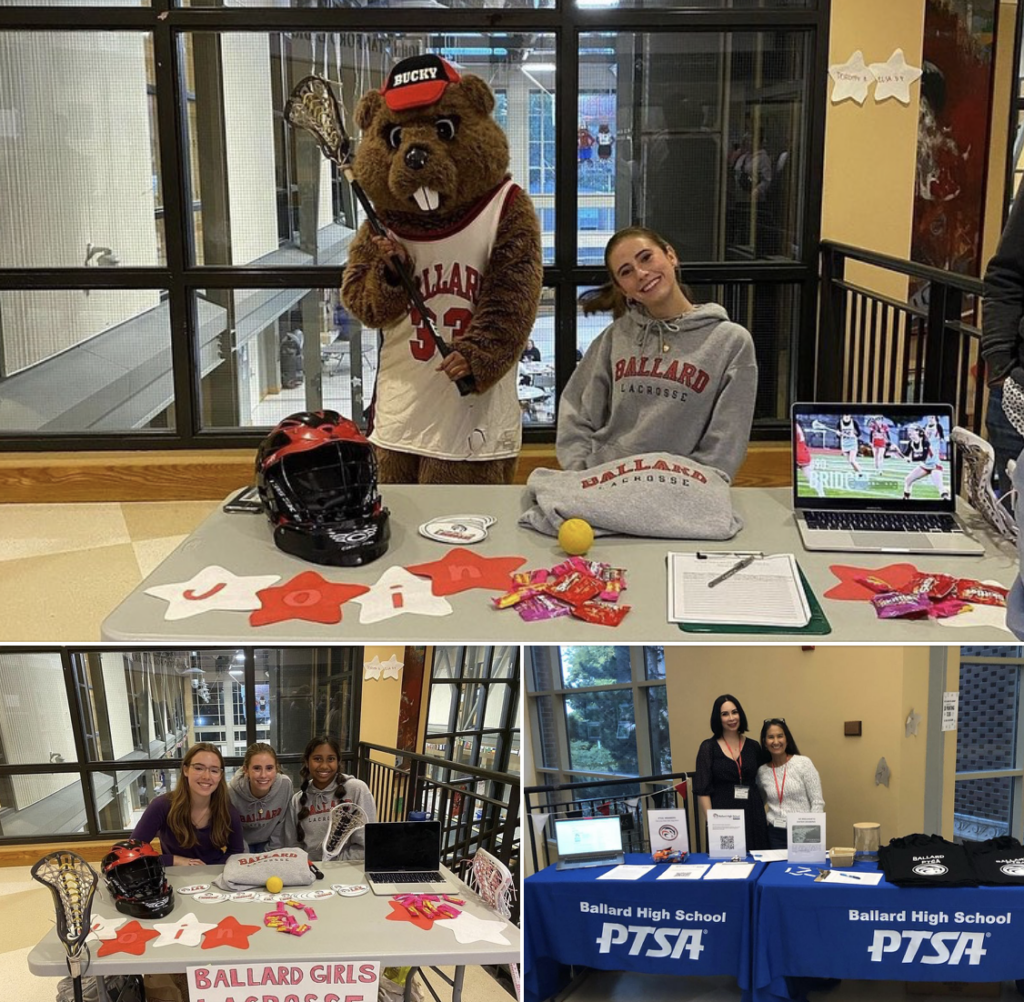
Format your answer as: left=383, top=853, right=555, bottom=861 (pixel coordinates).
left=131, top=794, right=244, bottom=866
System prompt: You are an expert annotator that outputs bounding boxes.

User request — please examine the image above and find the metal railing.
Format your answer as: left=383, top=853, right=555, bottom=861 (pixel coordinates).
left=817, top=242, right=987, bottom=434
left=354, top=741, right=520, bottom=919
left=524, top=771, right=698, bottom=873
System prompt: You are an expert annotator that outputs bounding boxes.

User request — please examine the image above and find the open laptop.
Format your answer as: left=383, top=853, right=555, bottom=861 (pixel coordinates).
left=363, top=821, right=459, bottom=895
left=792, top=402, right=983, bottom=555
left=554, top=817, right=625, bottom=871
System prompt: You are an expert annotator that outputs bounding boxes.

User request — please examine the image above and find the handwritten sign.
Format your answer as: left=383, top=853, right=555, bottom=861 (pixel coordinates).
left=188, top=961, right=380, bottom=1002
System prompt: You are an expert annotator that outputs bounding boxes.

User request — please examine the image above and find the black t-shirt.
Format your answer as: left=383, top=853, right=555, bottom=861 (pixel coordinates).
left=964, top=836, right=1024, bottom=885
left=879, top=833, right=978, bottom=887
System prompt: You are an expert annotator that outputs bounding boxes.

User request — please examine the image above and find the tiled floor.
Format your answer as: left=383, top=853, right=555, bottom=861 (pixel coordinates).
left=0, top=864, right=512, bottom=1002
left=0, top=500, right=219, bottom=641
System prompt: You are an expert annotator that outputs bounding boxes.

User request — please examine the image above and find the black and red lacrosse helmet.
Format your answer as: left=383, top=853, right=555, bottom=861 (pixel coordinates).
left=255, top=410, right=390, bottom=566
left=101, top=840, right=174, bottom=919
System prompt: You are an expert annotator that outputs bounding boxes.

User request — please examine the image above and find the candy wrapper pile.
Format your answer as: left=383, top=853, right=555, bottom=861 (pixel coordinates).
left=862, top=572, right=1008, bottom=620
left=264, top=899, right=317, bottom=937
left=493, top=556, right=631, bottom=627
left=392, top=893, right=464, bottom=920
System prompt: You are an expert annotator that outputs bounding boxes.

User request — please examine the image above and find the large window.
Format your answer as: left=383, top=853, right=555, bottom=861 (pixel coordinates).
left=955, top=645, right=1024, bottom=842
left=0, top=647, right=360, bottom=841
left=0, top=4, right=826, bottom=450
left=526, top=646, right=670, bottom=800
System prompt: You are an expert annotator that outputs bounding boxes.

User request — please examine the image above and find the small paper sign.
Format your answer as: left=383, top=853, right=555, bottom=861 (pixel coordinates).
left=648, top=808, right=690, bottom=856
left=188, top=961, right=380, bottom=1002
left=787, top=812, right=827, bottom=865
left=707, top=809, right=746, bottom=859
left=942, top=691, right=960, bottom=732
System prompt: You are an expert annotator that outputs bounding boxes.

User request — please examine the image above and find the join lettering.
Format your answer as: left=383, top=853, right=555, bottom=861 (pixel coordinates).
left=614, top=355, right=710, bottom=392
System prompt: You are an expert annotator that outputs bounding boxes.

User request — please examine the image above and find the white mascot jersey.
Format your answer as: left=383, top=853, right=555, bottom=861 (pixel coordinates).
left=369, top=178, right=523, bottom=461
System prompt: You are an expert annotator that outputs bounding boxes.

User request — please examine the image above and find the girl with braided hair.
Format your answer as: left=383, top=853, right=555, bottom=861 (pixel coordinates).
left=282, top=736, right=377, bottom=860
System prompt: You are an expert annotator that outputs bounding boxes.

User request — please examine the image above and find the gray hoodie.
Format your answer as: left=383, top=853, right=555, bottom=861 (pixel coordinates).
left=281, top=774, right=377, bottom=861
left=557, top=303, right=757, bottom=480
left=228, top=770, right=294, bottom=851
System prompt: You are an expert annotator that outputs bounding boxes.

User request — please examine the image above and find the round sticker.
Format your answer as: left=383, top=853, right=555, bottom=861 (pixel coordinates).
left=194, top=891, right=229, bottom=904
left=419, top=519, right=489, bottom=545
left=177, top=884, right=211, bottom=895
left=331, top=884, right=369, bottom=897
left=229, top=891, right=260, bottom=902
left=300, top=888, right=336, bottom=900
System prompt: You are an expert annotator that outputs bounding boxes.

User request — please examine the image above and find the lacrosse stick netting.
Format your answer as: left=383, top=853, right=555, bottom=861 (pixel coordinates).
left=467, top=848, right=520, bottom=1001
left=31, top=851, right=99, bottom=1000
left=950, top=426, right=1017, bottom=541
left=322, top=801, right=369, bottom=861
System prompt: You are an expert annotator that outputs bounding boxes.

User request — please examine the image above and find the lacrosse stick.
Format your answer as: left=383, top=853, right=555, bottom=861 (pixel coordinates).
left=322, top=801, right=369, bottom=861
left=31, top=851, right=99, bottom=1002
left=284, top=75, right=474, bottom=397
left=950, top=426, right=1017, bottom=541
left=466, top=848, right=520, bottom=1002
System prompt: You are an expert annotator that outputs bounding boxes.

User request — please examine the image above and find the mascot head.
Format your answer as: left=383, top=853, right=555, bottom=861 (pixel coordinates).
left=353, top=54, right=510, bottom=221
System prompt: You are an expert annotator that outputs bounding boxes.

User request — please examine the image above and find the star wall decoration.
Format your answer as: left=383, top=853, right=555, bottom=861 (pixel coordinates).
left=869, top=49, right=922, bottom=105
left=406, top=548, right=527, bottom=596
left=364, top=653, right=404, bottom=680
left=151, top=912, right=218, bottom=948
left=905, top=708, right=923, bottom=738
left=145, top=566, right=280, bottom=620
left=828, top=50, right=875, bottom=105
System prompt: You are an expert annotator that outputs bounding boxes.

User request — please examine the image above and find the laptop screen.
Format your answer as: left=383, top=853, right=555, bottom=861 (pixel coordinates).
left=792, top=403, right=955, bottom=512
left=364, top=821, right=441, bottom=873
left=554, top=817, right=623, bottom=858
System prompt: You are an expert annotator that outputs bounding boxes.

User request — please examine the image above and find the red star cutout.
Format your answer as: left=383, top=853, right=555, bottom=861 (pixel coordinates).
left=96, top=920, right=159, bottom=957
left=406, top=548, right=527, bottom=597
left=385, top=899, right=435, bottom=931
left=201, top=915, right=262, bottom=950
left=825, top=563, right=922, bottom=601
left=250, top=571, right=369, bottom=627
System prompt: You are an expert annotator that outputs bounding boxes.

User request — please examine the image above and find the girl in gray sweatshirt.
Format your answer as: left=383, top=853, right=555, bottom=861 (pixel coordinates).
left=557, top=227, right=757, bottom=479
left=228, top=742, right=293, bottom=853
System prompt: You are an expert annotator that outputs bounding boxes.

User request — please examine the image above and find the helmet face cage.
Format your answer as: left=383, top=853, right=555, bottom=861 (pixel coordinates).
left=256, top=411, right=390, bottom=566
left=102, top=840, right=174, bottom=919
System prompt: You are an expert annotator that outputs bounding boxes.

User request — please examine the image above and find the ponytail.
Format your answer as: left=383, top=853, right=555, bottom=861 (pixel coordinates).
left=578, top=282, right=628, bottom=318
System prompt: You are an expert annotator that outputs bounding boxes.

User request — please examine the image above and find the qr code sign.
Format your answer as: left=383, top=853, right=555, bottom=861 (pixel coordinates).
left=721, top=836, right=735, bottom=850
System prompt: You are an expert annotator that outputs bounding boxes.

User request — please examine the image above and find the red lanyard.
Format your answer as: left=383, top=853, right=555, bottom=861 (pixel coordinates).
left=722, top=737, right=743, bottom=782
left=772, top=761, right=788, bottom=806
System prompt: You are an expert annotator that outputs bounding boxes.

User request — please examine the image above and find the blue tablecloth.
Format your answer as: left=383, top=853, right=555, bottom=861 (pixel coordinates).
left=524, top=853, right=764, bottom=1002
left=753, top=860, right=1024, bottom=1002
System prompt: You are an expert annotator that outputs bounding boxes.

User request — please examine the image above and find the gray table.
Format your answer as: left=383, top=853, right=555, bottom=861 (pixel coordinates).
left=28, top=862, right=519, bottom=978
left=101, top=485, right=1019, bottom=641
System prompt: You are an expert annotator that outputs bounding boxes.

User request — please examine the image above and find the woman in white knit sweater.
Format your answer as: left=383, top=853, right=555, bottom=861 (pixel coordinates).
left=755, top=718, right=825, bottom=851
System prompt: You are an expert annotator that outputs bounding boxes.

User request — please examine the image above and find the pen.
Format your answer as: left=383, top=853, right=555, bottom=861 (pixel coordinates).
left=707, top=554, right=757, bottom=588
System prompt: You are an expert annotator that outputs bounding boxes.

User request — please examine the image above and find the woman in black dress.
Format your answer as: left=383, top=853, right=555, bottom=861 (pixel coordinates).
left=695, top=693, right=769, bottom=851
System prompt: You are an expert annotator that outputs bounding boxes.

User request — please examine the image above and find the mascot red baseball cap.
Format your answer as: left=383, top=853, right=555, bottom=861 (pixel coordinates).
left=381, top=54, right=461, bottom=112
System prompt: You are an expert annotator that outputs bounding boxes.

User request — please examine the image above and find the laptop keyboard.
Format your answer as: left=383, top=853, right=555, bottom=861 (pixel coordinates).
left=804, top=511, right=959, bottom=533
left=370, top=871, right=445, bottom=883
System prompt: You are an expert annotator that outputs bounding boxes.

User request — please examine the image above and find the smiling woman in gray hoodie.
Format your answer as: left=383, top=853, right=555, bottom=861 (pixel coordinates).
left=557, top=227, right=757, bottom=480
left=228, top=742, right=293, bottom=852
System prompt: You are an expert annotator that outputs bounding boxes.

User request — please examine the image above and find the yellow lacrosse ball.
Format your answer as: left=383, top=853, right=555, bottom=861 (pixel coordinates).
left=266, top=876, right=283, bottom=893
left=558, top=518, right=594, bottom=556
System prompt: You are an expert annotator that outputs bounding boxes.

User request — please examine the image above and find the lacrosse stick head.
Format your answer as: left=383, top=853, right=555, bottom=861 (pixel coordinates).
left=31, top=850, right=99, bottom=965
left=285, top=76, right=351, bottom=167
left=950, top=426, right=1018, bottom=541
left=322, top=801, right=369, bottom=860
left=467, top=847, right=514, bottom=919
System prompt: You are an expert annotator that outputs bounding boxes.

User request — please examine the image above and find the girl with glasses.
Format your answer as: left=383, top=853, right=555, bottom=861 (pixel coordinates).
left=131, top=742, right=244, bottom=867
left=694, top=694, right=770, bottom=851
left=755, top=719, right=825, bottom=850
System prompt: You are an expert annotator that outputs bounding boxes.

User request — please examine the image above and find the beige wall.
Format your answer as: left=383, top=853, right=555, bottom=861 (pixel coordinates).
left=358, top=644, right=406, bottom=765
left=665, top=646, right=953, bottom=848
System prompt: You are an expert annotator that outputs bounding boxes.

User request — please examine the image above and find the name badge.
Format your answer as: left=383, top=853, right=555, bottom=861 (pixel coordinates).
left=734, top=786, right=750, bottom=800
left=773, top=817, right=788, bottom=828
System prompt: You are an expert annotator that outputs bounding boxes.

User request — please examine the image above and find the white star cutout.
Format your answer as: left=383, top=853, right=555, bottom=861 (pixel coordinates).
left=905, top=709, right=923, bottom=738
left=364, top=655, right=382, bottom=680
left=145, top=566, right=281, bottom=620
left=380, top=654, right=403, bottom=680
left=434, top=911, right=510, bottom=946
left=829, top=50, right=875, bottom=105
left=151, top=912, right=218, bottom=948
left=935, top=586, right=1013, bottom=634
left=86, top=914, right=127, bottom=942
left=869, top=49, right=922, bottom=105
left=351, top=567, right=452, bottom=625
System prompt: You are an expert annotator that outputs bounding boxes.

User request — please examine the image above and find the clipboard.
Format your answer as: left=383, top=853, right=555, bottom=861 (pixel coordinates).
left=677, top=564, right=832, bottom=635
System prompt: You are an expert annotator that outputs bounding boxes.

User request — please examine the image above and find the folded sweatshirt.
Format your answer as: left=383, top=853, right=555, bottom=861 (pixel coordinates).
left=227, top=770, right=294, bottom=850
left=281, top=774, right=377, bottom=861
left=131, top=794, right=245, bottom=866
left=556, top=303, right=757, bottom=479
